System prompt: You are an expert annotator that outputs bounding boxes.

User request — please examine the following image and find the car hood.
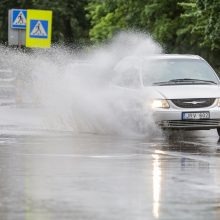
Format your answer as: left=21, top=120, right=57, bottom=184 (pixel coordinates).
left=148, top=85, right=220, bottom=99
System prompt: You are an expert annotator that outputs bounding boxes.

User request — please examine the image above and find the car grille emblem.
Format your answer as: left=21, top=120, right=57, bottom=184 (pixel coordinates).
left=183, top=101, right=206, bottom=105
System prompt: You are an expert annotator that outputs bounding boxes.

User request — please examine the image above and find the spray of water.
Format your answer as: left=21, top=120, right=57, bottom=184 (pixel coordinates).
left=0, top=32, right=163, bottom=137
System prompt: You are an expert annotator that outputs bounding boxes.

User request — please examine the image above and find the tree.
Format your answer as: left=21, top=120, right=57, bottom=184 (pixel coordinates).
left=178, top=0, right=220, bottom=69
left=87, top=0, right=185, bottom=50
left=32, top=0, right=90, bottom=44
left=87, top=0, right=220, bottom=70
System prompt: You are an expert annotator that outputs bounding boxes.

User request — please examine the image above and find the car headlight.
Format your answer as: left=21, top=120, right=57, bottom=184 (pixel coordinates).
left=217, top=98, right=220, bottom=107
left=152, top=99, right=170, bottom=109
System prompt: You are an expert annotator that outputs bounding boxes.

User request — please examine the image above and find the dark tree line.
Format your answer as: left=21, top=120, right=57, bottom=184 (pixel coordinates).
left=0, top=0, right=219, bottom=70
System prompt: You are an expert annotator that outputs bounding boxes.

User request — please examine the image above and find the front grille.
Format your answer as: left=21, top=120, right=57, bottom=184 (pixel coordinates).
left=171, top=98, right=215, bottom=108
left=158, top=119, right=220, bottom=129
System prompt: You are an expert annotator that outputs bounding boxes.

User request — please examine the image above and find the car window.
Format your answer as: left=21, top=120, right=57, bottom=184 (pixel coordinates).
left=142, top=59, right=219, bottom=85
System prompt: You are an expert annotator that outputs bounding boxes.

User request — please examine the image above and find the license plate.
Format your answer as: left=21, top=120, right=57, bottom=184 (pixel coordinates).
left=182, top=112, right=210, bottom=120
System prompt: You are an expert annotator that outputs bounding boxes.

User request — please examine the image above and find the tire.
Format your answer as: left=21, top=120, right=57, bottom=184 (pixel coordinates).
left=217, top=128, right=220, bottom=137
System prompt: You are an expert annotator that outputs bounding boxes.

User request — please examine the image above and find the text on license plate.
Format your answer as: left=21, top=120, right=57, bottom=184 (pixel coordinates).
left=182, top=112, right=210, bottom=120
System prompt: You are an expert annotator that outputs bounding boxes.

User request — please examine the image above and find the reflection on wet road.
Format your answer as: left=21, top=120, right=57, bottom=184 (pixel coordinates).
left=0, top=129, right=220, bottom=220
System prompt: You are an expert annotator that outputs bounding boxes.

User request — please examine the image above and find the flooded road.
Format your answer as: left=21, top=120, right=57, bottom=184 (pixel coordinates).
left=0, top=117, right=220, bottom=220
left=1, top=32, right=219, bottom=220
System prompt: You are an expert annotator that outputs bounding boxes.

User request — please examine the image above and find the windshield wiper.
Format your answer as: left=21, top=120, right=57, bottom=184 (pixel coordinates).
left=153, top=78, right=217, bottom=86
left=153, top=81, right=177, bottom=85
left=169, top=78, right=217, bottom=84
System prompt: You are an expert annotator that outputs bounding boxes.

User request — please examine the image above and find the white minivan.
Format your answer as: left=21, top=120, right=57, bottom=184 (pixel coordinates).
left=114, top=54, right=220, bottom=135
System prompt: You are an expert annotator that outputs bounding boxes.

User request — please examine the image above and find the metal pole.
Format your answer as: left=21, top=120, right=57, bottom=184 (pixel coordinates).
left=18, top=29, right=22, bottom=49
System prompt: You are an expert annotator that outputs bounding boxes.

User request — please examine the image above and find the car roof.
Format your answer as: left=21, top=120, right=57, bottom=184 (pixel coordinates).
left=146, top=54, right=203, bottom=60
left=116, top=54, right=203, bottom=66
left=114, top=54, right=204, bottom=72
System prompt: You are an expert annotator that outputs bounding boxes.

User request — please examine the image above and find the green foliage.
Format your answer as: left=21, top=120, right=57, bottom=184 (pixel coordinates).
left=86, top=0, right=149, bottom=43
left=86, top=0, right=184, bottom=48
left=87, top=0, right=220, bottom=69
left=32, top=0, right=90, bottom=43
left=178, top=0, right=220, bottom=68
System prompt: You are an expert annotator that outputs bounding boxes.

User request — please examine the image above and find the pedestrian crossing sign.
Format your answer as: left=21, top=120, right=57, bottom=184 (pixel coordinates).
left=26, top=10, right=52, bottom=48
left=30, top=20, right=48, bottom=39
left=11, top=9, right=27, bottom=29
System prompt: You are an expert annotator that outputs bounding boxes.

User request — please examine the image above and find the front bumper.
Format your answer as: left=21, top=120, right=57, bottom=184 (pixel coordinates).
left=153, top=106, right=220, bottom=130
left=157, top=119, right=220, bottom=129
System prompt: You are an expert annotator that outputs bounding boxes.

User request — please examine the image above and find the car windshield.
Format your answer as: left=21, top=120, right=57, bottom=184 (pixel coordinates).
left=142, top=59, right=219, bottom=86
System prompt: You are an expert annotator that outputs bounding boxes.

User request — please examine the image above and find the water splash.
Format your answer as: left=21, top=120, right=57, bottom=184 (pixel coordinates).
left=0, top=31, right=162, bottom=137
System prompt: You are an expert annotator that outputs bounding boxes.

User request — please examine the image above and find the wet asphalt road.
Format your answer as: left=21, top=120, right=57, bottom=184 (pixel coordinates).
left=0, top=124, right=220, bottom=220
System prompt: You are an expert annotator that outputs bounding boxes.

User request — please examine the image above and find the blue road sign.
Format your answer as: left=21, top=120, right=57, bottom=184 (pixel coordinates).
left=11, top=9, right=27, bottom=29
left=29, top=20, right=48, bottom=39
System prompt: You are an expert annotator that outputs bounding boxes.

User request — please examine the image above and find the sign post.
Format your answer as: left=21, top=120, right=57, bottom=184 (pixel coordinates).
left=8, top=9, right=27, bottom=47
left=26, top=10, right=52, bottom=48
